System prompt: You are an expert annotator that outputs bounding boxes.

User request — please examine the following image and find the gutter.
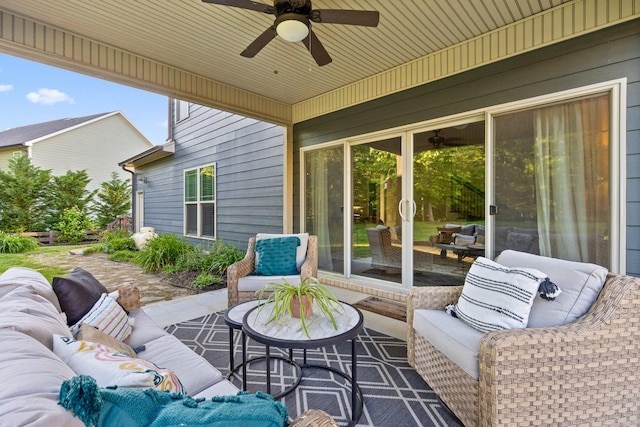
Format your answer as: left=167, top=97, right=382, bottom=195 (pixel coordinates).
left=121, top=164, right=136, bottom=233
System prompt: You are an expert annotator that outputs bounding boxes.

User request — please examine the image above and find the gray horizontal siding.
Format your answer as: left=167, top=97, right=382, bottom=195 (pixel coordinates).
left=138, top=103, right=285, bottom=250
left=293, top=20, right=640, bottom=276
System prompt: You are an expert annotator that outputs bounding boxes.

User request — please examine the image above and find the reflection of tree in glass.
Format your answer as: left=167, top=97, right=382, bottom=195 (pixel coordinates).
left=413, top=145, right=485, bottom=222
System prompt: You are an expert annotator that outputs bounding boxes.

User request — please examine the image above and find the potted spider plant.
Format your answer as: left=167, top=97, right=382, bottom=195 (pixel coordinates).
left=256, top=277, right=343, bottom=338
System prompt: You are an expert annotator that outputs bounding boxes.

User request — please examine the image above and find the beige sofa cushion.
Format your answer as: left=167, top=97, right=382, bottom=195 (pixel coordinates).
left=496, top=250, right=608, bottom=327
left=413, top=309, right=484, bottom=379
left=135, top=334, right=224, bottom=396
left=0, top=288, right=72, bottom=350
left=0, top=267, right=62, bottom=312
left=0, top=330, right=83, bottom=427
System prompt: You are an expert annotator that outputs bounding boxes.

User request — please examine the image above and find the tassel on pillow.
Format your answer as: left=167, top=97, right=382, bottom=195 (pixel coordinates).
left=538, top=278, right=562, bottom=301
left=445, top=304, right=458, bottom=318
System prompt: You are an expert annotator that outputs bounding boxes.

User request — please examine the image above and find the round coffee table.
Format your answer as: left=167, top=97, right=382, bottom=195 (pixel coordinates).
left=223, top=300, right=300, bottom=396
left=243, top=301, right=364, bottom=426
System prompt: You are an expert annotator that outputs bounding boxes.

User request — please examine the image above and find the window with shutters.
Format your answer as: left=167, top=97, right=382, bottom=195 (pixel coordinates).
left=184, top=164, right=215, bottom=239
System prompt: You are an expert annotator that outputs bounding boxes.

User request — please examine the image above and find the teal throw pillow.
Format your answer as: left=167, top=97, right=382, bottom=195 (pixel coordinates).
left=254, top=236, right=300, bottom=276
left=59, top=375, right=288, bottom=427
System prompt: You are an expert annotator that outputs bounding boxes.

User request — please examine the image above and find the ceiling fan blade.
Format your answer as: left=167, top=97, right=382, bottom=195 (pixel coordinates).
left=201, top=0, right=275, bottom=14
left=302, top=29, right=332, bottom=66
left=311, top=9, right=379, bottom=27
left=241, top=27, right=277, bottom=57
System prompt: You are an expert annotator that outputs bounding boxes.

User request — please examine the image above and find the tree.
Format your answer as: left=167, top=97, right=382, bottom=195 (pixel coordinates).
left=55, top=206, right=94, bottom=244
left=92, top=172, right=131, bottom=229
left=47, top=169, right=97, bottom=230
left=0, top=155, right=51, bottom=232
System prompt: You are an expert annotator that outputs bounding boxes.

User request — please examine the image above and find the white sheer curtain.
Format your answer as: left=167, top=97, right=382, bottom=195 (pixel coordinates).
left=534, top=95, right=608, bottom=263
left=308, top=151, right=333, bottom=270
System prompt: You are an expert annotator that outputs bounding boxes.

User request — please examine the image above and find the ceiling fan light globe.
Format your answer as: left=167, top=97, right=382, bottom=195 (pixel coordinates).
left=276, top=17, right=309, bottom=42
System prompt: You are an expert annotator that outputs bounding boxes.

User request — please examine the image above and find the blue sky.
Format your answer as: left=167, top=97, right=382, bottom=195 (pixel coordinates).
left=0, top=54, right=168, bottom=145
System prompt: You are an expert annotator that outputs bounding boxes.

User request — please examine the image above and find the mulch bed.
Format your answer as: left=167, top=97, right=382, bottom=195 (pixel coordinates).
left=165, top=271, right=227, bottom=293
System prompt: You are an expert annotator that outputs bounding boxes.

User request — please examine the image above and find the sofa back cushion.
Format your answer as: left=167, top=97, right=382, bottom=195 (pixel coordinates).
left=0, top=267, right=62, bottom=312
left=0, top=288, right=72, bottom=349
left=496, top=250, right=608, bottom=327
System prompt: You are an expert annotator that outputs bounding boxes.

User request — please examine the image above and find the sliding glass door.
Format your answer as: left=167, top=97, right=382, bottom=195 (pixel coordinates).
left=302, top=82, right=621, bottom=290
left=411, top=122, right=485, bottom=285
left=351, top=137, right=404, bottom=285
left=490, top=93, right=611, bottom=267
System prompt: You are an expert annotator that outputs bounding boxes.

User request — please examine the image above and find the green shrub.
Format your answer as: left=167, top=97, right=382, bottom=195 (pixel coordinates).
left=170, top=241, right=243, bottom=276
left=55, top=206, right=93, bottom=244
left=170, top=246, right=204, bottom=272
left=101, top=230, right=137, bottom=253
left=136, top=234, right=190, bottom=273
left=205, top=240, right=244, bottom=275
left=0, top=232, right=39, bottom=254
left=109, top=250, right=139, bottom=263
left=192, top=273, right=223, bottom=289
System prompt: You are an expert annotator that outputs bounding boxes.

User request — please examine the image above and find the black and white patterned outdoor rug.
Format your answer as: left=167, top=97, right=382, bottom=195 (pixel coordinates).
left=165, top=311, right=463, bottom=427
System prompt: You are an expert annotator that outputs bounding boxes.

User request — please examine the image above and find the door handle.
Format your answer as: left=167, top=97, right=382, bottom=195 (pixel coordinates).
left=398, top=199, right=406, bottom=221
left=398, top=199, right=417, bottom=221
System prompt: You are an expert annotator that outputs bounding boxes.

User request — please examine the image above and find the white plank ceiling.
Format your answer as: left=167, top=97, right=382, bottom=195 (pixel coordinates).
left=0, top=0, right=575, bottom=106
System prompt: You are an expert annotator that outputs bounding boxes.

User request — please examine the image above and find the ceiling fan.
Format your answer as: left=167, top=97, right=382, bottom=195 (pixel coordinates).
left=202, top=0, right=380, bottom=66
left=428, top=129, right=465, bottom=148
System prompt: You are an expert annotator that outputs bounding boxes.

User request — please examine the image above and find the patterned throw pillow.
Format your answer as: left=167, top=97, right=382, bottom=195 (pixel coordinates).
left=253, top=236, right=300, bottom=276
left=451, top=257, right=547, bottom=332
left=70, top=293, right=132, bottom=341
left=53, top=335, right=184, bottom=393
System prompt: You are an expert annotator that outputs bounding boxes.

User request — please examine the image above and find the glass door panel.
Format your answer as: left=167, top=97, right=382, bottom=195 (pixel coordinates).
left=351, top=138, right=403, bottom=284
left=412, top=123, right=485, bottom=285
left=305, top=146, right=344, bottom=273
left=492, top=93, right=610, bottom=266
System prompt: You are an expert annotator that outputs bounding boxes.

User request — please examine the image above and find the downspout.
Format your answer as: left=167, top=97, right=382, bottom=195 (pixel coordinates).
left=122, top=164, right=136, bottom=232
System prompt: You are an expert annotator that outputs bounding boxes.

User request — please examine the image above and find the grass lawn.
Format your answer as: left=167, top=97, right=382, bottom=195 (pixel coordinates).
left=0, top=245, right=86, bottom=282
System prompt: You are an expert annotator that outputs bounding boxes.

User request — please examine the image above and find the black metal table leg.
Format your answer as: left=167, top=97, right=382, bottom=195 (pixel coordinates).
left=265, top=344, right=271, bottom=395
left=241, top=330, right=247, bottom=391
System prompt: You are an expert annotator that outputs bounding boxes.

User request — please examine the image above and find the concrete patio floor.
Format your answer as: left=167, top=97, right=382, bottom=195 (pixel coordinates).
left=144, top=285, right=408, bottom=341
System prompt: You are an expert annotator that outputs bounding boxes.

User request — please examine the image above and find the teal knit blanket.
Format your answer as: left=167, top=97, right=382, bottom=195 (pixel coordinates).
left=59, top=375, right=289, bottom=427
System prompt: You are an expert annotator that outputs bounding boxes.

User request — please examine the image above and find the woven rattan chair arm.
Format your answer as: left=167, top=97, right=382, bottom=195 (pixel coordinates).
left=106, top=283, right=141, bottom=311
left=300, top=235, right=318, bottom=279
left=288, top=409, right=338, bottom=426
left=226, top=238, right=256, bottom=306
left=407, top=286, right=463, bottom=311
left=477, top=273, right=640, bottom=426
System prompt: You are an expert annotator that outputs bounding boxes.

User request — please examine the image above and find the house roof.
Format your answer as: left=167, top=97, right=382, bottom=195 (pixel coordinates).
left=0, top=112, right=113, bottom=148
left=119, top=140, right=176, bottom=169
left=1, top=2, right=637, bottom=124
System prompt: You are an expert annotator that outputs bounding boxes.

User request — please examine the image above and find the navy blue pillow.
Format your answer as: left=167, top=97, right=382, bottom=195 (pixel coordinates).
left=254, top=236, right=300, bottom=276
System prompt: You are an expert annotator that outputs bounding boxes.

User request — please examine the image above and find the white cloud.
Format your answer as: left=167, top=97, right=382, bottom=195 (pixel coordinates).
left=159, top=119, right=168, bottom=129
left=26, top=88, right=75, bottom=105
left=0, top=84, right=13, bottom=92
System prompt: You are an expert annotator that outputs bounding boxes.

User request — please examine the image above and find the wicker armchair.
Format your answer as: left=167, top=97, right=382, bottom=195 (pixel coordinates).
left=407, top=272, right=640, bottom=426
left=227, top=235, right=318, bottom=307
left=366, top=227, right=433, bottom=273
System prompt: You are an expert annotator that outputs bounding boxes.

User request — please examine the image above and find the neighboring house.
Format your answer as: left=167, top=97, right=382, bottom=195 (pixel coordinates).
left=0, top=111, right=154, bottom=194
left=119, top=100, right=286, bottom=246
